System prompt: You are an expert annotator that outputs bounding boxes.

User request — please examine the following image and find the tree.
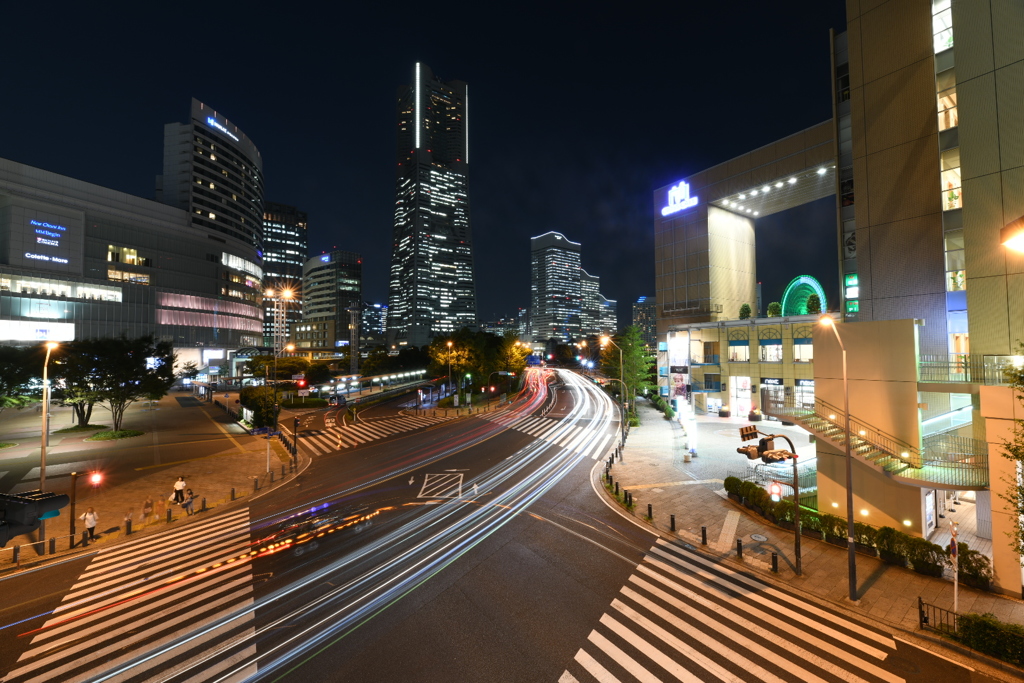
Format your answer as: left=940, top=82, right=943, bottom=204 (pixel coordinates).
left=739, top=303, right=752, bottom=320
left=0, top=346, right=37, bottom=417
left=177, top=360, right=200, bottom=381
left=93, top=336, right=176, bottom=431
left=306, top=362, right=332, bottom=386
left=239, top=386, right=278, bottom=428
left=244, top=355, right=310, bottom=381
left=767, top=301, right=782, bottom=317
left=1000, top=344, right=1024, bottom=560
left=806, top=294, right=822, bottom=314
left=600, top=326, right=654, bottom=416
left=51, top=339, right=107, bottom=426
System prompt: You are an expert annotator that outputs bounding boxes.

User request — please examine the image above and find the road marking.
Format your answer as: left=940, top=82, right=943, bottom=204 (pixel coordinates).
left=715, top=510, right=740, bottom=552
left=573, top=650, right=620, bottom=683
left=418, top=473, right=463, bottom=498
left=628, top=479, right=723, bottom=489
left=586, top=630, right=660, bottom=683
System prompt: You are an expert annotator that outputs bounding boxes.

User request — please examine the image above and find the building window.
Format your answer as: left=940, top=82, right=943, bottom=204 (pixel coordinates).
left=728, top=342, right=749, bottom=363
left=107, top=269, right=150, bottom=285
left=793, top=341, right=814, bottom=362
left=107, top=245, right=152, bottom=267
left=932, top=0, right=953, bottom=53
left=946, top=269, right=967, bottom=292
left=937, top=69, right=957, bottom=131
left=759, top=342, right=783, bottom=363
left=940, top=148, right=961, bottom=211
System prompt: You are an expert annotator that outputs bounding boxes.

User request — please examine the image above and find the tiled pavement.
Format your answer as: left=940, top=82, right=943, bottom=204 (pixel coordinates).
left=604, top=399, right=1024, bottom=672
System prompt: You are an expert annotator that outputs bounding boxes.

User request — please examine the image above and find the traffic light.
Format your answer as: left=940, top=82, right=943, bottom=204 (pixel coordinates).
left=297, top=379, right=306, bottom=388
left=294, top=416, right=300, bottom=431
left=768, top=481, right=783, bottom=502
left=0, top=491, right=69, bottom=547
left=736, top=445, right=760, bottom=460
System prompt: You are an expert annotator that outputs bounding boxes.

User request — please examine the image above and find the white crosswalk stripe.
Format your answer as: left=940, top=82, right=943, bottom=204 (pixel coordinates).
left=562, top=539, right=902, bottom=683
left=295, top=414, right=456, bottom=454
left=4, top=509, right=256, bottom=683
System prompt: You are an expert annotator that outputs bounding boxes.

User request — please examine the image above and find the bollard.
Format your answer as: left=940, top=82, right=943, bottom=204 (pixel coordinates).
left=615, top=482, right=619, bottom=495
left=772, top=552, right=778, bottom=573
left=13, top=545, right=20, bottom=564
left=647, top=503, right=652, bottom=519
left=231, top=487, right=236, bottom=501
left=282, top=464, right=286, bottom=477
left=670, top=514, right=676, bottom=532
left=125, top=519, right=132, bottom=536
left=201, top=497, right=207, bottom=512
left=166, top=508, right=172, bottom=523
left=701, top=526, right=707, bottom=545
left=49, top=537, right=56, bottom=554
left=82, top=530, right=90, bottom=547
left=736, top=539, right=743, bottom=559
left=254, top=478, right=259, bottom=493
left=270, top=471, right=275, bottom=483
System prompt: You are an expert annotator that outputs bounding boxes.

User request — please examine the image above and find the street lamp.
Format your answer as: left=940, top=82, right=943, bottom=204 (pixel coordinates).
left=601, top=336, right=625, bottom=446
left=39, top=341, right=58, bottom=543
left=820, top=314, right=856, bottom=601
left=446, top=340, right=454, bottom=399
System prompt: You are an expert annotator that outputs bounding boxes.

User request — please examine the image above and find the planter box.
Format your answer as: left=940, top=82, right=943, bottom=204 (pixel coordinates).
left=801, top=528, right=822, bottom=540
left=826, top=536, right=847, bottom=548
left=718, top=410, right=731, bottom=418
left=913, top=562, right=946, bottom=577
left=727, top=492, right=742, bottom=503
left=962, top=575, right=991, bottom=591
left=748, top=413, right=763, bottom=422
left=878, top=550, right=907, bottom=567
left=751, top=504, right=764, bottom=517
left=855, top=543, right=878, bottom=558
left=776, top=520, right=795, bottom=531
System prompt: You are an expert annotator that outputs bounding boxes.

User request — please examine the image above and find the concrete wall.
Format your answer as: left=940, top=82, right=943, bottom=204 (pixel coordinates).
left=979, top=384, right=1023, bottom=595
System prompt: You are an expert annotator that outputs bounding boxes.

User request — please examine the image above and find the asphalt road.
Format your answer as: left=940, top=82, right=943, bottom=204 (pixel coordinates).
left=0, top=370, right=1006, bottom=682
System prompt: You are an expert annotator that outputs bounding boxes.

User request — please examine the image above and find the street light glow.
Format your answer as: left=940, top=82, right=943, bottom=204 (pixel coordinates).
left=818, top=315, right=833, bottom=327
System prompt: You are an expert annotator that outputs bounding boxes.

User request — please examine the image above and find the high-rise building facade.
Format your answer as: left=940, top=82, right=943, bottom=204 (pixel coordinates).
left=387, top=63, right=476, bottom=350
left=293, top=250, right=362, bottom=360
left=157, top=99, right=265, bottom=260
left=362, top=302, right=388, bottom=337
left=530, top=232, right=582, bottom=343
left=633, top=296, right=657, bottom=347
left=262, top=202, right=308, bottom=345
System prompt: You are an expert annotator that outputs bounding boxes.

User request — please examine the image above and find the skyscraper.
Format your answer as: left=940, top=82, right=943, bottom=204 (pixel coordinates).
left=633, top=296, right=657, bottom=348
left=530, top=232, right=582, bottom=344
left=262, top=202, right=308, bottom=345
left=387, top=63, right=476, bottom=350
left=293, top=250, right=362, bottom=361
left=157, top=99, right=265, bottom=260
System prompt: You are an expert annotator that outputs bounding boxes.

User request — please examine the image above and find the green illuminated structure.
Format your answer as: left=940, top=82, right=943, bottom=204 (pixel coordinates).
left=780, top=275, right=827, bottom=316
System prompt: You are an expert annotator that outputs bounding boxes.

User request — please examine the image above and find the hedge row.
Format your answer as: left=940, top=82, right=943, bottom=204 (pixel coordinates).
left=955, top=612, right=1024, bottom=666
left=723, top=476, right=992, bottom=587
left=649, top=395, right=676, bottom=419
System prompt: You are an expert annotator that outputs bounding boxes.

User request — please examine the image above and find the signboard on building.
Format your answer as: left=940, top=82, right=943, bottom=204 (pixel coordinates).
left=761, top=377, right=783, bottom=386
left=1, top=206, right=86, bottom=276
left=796, top=379, right=815, bottom=387
left=0, top=320, right=75, bottom=342
left=661, top=181, right=699, bottom=216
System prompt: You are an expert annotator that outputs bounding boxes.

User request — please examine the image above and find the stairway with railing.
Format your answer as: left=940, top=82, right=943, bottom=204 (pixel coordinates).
left=760, top=389, right=989, bottom=489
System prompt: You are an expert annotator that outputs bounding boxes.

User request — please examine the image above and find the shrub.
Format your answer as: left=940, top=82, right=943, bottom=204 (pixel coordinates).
left=723, top=477, right=742, bottom=496
left=874, top=526, right=908, bottom=557
left=800, top=511, right=822, bottom=532
left=628, top=415, right=641, bottom=427
left=906, top=536, right=948, bottom=571
left=664, top=406, right=675, bottom=419
left=956, top=543, right=993, bottom=587
left=773, top=499, right=794, bottom=522
left=817, top=513, right=844, bottom=540
left=767, top=301, right=782, bottom=317
left=739, top=303, right=752, bottom=320
left=853, top=522, right=876, bottom=546
left=955, top=613, right=1024, bottom=666
left=738, top=480, right=760, bottom=502
left=281, top=397, right=328, bottom=409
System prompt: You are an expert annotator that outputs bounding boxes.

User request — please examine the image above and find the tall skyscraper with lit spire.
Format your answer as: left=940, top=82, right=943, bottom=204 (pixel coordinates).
left=387, top=63, right=476, bottom=350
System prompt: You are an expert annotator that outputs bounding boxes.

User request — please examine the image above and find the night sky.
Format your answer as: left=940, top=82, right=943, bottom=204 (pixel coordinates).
left=1, top=2, right=846, bottom=326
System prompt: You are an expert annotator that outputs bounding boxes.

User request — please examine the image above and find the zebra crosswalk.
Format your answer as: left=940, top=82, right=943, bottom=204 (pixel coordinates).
left=561, top=538, right=903, bottom=683
left=482, top=413, right=613, bottom=459
left=296, top=414, right=455, bottom=455
left=5, top=508, right=257, bottom=683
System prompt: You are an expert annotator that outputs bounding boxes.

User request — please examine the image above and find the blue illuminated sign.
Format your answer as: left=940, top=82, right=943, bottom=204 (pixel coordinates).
left=320, top=255, right=330, bottom=262
left=661, top=181, right=699, bottom=216
left=206, top=117, right=240, bottom=142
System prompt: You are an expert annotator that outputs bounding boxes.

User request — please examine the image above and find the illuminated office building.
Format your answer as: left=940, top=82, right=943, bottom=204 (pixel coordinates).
left=530, top=232, right=582, bottom=344
left=262, top=202, right=308, bottom=344
left=633, top=296, right=657, bottom=348
left=293, top=250, right=362, bottom=360
left=387, top=63, right=476, bottom=349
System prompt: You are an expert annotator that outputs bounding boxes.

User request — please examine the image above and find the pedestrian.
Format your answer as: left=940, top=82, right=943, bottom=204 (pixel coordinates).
left=80, top=507, right=98, bottom=540
left=142, top=496, right=154, bottom=523
left=173, top=476, right=187, bottom=503
left=181, top=488, right=196, bottom=516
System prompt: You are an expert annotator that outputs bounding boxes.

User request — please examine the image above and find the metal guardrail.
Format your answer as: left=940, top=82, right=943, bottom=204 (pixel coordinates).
left=761, top=389, right=988, bottom=488
left=919, top=597, right=958, bottom=635
left=919, top=354, right=1018, bottom=385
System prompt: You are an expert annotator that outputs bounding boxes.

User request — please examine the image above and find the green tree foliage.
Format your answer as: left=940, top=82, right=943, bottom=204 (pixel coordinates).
left=806, top=294, right=822, bottom=314
left=305, top=362, right=333, bottom=386
left=0, top=346, right=37, bottom=417
left=51, top=339, right=107, bottom=426
left=600, top=326, right=655, bottom=416
left=767, top=301, right=782, bottom=317
left=244, top=355, right=310, bottom=381
left=94, top=336, right=176, bottom=431
left=239, top=386, right=278, bottom=428
left=1000, top=344, right=1024, bottom=561
left=738, top=303, right=752, bottom=320
left=177, top=360, right=200, bottom=380
left=428, top=330, right=528, bottom=394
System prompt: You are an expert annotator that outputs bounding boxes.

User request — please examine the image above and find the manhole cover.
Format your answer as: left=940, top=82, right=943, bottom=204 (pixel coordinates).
left=750, top=533, right=768, bottom=542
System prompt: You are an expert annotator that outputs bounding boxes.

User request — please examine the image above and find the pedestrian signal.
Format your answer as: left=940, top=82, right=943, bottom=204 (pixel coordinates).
left=769, top=482, right=783, bottom=502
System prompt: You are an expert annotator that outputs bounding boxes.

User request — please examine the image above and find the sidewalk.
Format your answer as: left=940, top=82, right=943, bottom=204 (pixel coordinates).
left=0, top=402, right=302, bottom=570
left=604, top=399, right=1024, bottom=664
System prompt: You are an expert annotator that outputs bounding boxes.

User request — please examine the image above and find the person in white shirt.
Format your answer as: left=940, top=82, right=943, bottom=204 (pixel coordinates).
left=80, top=507, right=98, bottom=539
left=173, top=476, right=187, bottom=503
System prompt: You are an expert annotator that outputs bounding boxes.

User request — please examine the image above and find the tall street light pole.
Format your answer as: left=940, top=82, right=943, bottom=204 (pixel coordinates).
left=601, top=336, right=625, bottom=447
left=39, top=341, right=58, bottom=543
left=820, top=314, right=856, bottom=601
left=447, top=340, right=453, bottom=399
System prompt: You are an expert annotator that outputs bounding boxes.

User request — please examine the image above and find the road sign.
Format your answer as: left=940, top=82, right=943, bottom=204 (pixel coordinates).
left=298, top=390, right=310, bottom=397
left=292, top=374, right=305, bottom=380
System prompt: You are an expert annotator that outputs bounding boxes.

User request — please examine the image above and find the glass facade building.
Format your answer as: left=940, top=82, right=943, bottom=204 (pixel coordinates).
left=387, top=63, right=476, bottom=350
left=261, top=202, right=308, bottom=344
left=294, top=250, right=362, bottom=360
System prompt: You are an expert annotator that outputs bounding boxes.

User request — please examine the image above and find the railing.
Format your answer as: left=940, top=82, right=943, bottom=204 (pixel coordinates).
left=918, top=597, right=958, bottom=635
left=691, top=355, right=720, bottom=365
left=919, top=354, right=1019, bottom=385
left=761, top=388, right=989, bottom=488
left=691, top=380, right=722, bottom=393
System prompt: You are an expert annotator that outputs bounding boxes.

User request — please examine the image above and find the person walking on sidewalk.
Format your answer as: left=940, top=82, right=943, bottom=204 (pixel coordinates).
left=181, top=489, right=196, bottom=516
left=141, top=496, right=154, bottom=524
left=80, top=507, right=98, bottom=540
left=172, top=476, right=187, bottom=503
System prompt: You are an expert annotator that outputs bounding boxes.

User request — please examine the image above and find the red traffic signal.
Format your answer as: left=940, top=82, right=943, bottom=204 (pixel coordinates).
left=297, top=379, right=306, bottom=387
left=769, top=482, right=783, bottom=502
